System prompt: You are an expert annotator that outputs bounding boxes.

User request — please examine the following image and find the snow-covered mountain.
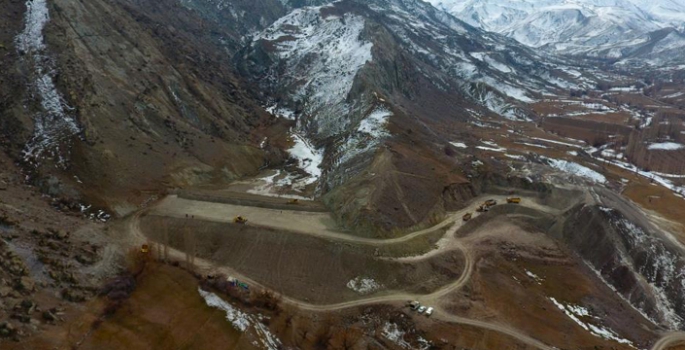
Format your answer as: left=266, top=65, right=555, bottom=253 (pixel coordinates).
left=241, top=0, right=585, bottom=188
left=426, top=0, right=685, bottom=63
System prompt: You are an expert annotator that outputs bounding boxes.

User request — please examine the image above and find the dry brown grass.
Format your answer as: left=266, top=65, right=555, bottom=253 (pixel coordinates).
left=668, top=343, right=685, bottom=350
left=12, top=263, right=249, bottom=350
left=445, top=252, right=659, bottom=349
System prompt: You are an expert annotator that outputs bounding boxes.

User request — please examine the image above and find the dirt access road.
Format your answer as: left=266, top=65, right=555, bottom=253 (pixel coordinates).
left=650, top=333, right=685, bottom=350
left=150, top=194, right=561, bottom=244
left=123, top=193, right=568, bottom=349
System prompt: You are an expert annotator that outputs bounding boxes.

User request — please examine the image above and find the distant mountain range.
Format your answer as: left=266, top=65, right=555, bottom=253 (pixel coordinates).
left=425, top=0, right=685, bottom=66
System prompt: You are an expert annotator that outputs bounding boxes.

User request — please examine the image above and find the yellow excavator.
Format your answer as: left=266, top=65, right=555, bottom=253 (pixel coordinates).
left=233, top=216, right=248, bottom=224
left=507, top=197, right=521, bottom=204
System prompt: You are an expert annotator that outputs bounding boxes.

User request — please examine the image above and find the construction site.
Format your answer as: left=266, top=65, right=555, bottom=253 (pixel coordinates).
left=67, top=177, right=679, bottom=350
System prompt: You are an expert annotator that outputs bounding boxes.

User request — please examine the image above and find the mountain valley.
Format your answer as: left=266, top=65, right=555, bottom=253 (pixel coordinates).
left=1, top=0, right=685, bottom=349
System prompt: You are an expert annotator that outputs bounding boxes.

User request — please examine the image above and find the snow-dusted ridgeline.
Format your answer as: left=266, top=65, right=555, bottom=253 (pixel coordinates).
left=254, top=6, right=374, bottom=138
left=428, top=0, right=685, bottom=62
left=16, top=0, right=79, bottom=167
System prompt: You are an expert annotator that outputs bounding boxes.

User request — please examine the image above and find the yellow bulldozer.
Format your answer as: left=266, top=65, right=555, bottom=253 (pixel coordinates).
left=507, top=197, right=521, bottom=204
left=233, top=216, right=248, bottom=224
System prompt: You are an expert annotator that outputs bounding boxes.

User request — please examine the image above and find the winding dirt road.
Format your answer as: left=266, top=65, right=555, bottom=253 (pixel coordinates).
left=121, top=193, right=562, bottom=349
left=650, top=333, right=685, bottom=350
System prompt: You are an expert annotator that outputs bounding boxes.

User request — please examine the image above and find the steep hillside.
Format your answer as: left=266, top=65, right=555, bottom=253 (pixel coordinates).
left=558, top=202, right=685, bottom=329
left=239, top=0, right=583, bottom=234
left=3, top=0, right=296, bottom=215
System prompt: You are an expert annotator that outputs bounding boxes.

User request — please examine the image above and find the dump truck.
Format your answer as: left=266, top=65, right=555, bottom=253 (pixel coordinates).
left=233, top=216, right=248, bottom=224
left=476, top=204, right=488, bottom=212
left=484, top=199, right=497, bottom=207
left=462, top=213, right=472, bottom=221
left=507, top=197, right=521, bottom=204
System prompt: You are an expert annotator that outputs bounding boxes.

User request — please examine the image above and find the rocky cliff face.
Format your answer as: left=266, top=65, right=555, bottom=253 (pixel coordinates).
left=560, top=204, right=685, bottom=329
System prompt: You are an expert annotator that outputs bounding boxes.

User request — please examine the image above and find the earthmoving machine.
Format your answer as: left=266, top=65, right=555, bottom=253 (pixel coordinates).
left=287, top=199, right=299, bottom=205
left=484, top=199, right=497, bottom=207
left=462, top=213, right=472, bottom=221
left=476, top=204, right=488, bottom=212
left=507, top=197, right=521, bottom=204
left=233, top=216, right=248, bottom=224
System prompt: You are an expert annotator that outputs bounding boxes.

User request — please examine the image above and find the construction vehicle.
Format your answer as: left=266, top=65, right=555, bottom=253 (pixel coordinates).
left=476, top=204, right=488, bottom=212
left=140, top=244, right=150, bottom=254
left=233, top=216, right=248, bottom=224
left=484, top=199, right=497, bottom=207
left=507, top=197, right=521, bottom=204
left=462, top=213, right=472, bottom=221
left=287, top=199, right=299, bottom=205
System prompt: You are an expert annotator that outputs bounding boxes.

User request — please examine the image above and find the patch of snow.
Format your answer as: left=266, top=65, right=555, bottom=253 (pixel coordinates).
left=265, top=104, right=295, bottom=120
left=518, top=142, right=549, bottom=149
left=16, top=0, right=80, bottom=167
left=246, top=170, right=313, bottom=200
left=525, top=270, right=544, bottom=284
left=505, top=153, right=526, bottom=160
left=651, top=172, right=685, bottom=179
left=531, top=137, right=583, bottom=148
left=549, top=297, right=633, bottom=345
left=346, top=276, right=382, bottom=295
left=359, top=108, right=391, bottom=136
left=450, top=142, right=468, bottom=149
left=477, top=140, right=506, bottom=152
left=381, top=322, right=431, bottom=350
left=592, top=157, right=685, bottom=198
left=199, top=288, right=283, bottom=350
left=542, top=156, right=607, bottom=184
left=647, top=142, right=685, bottom=151
left=287, top=134, right=324, bottom=186
left=664, top=92, right=685, bottom=99
left=332, top=108, right=392, bottom=169
left=477, top=146, right=505, bottom=152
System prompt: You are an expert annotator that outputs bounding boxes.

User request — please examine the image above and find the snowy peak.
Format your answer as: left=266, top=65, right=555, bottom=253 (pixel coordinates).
left=426, top=0, right=685, bottom=62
